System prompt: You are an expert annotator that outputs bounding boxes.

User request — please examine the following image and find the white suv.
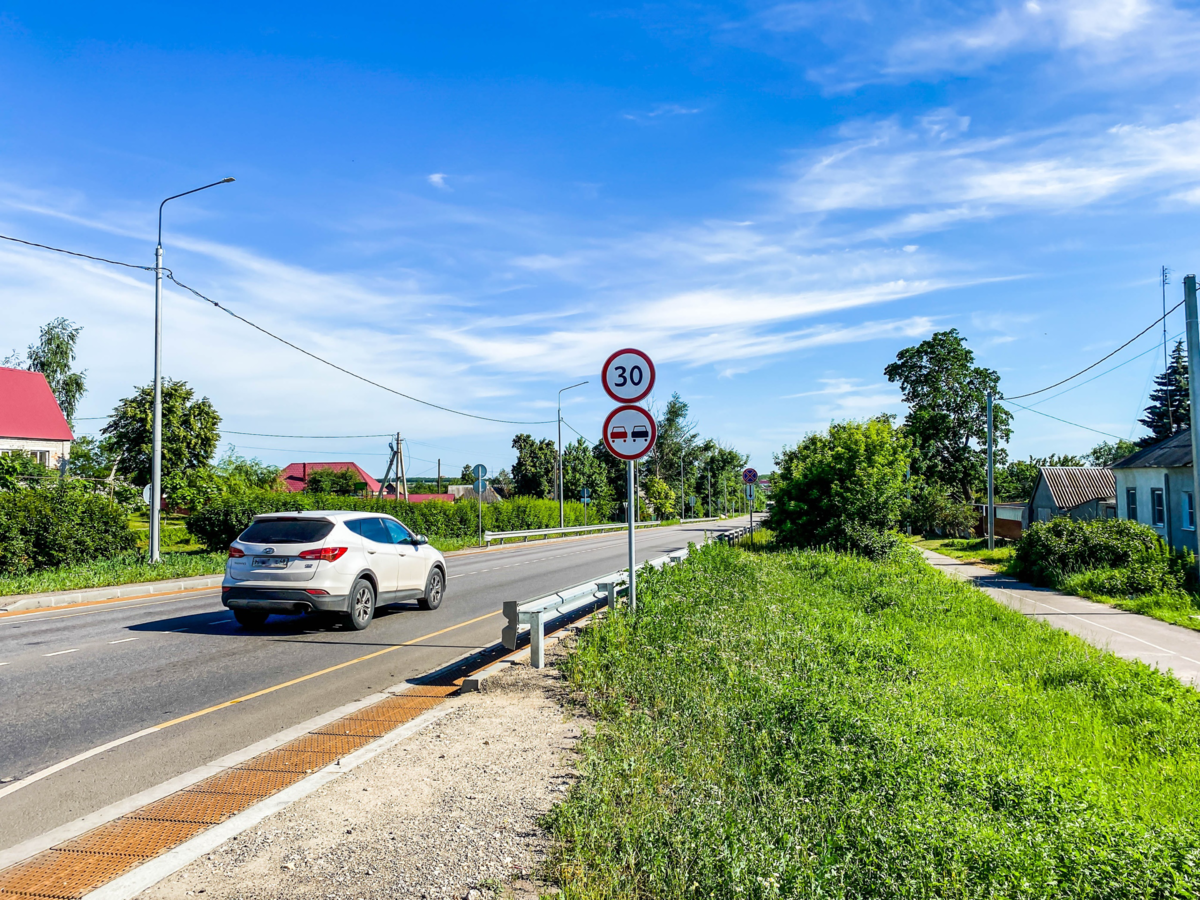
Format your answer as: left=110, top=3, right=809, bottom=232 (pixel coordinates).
left=221, top=510, right=447, bottom=631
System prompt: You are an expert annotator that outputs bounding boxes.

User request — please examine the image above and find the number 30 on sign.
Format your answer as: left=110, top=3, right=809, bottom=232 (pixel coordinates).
left=602, top=348, right=656, bottom=404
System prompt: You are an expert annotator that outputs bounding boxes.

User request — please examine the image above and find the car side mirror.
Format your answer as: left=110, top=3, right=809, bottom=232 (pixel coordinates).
left=413, top=533, right=429, bottom=545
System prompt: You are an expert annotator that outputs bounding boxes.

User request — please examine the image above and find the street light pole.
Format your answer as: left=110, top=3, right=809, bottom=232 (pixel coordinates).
left=557, top=380, right=588, bottom=528
left=150, top=177, right=234, bottom=563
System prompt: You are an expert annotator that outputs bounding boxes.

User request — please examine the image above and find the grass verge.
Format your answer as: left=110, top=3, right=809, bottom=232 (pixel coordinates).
left=0, top=551, right=227, bottom=598
left=914, top=535, right=1015, bottom=570
left=546, top=542, right=1200, bottom=898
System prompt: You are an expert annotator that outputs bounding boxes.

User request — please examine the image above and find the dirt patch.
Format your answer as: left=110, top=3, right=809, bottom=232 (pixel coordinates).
left=139, top=649, right=585, bottom=900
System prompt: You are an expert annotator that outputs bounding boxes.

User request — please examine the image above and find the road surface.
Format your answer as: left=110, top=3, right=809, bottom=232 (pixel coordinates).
left=0, top=518, right=745, bottom=852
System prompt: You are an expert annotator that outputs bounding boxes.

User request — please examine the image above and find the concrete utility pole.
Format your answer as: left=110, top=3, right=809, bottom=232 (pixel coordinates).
left=396, top=432, right=408, bottom=502
left=986, top=391, right=995, bottom=551
left=1165, top=266, right=1174, bottom=432
left=437, top=458, right=442, bottom=494
left=149, top=177, right=234, bottom=563
left=1184, top=275, right=1200, bottom=584
left=557, top=381, right=588, bottom=528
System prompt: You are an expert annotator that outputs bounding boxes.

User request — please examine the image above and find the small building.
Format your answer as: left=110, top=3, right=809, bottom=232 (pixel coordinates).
left=0, top=366, right=73, bottom=469
left=447, top=484, right=502, bottom=503
left=279, top=461, right=380, bottom=494
left=1027, top=467, right=1116, bottom=525
left=1112, top=432, right=1196, bottom=554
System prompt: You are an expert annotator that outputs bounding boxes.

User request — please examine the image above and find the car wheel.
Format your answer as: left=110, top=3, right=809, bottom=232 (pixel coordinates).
left=418, top=566, right=444, bottom=611
left=345, top=578, right=376, bottom=631
left=233, top=608, right=269, bottom=627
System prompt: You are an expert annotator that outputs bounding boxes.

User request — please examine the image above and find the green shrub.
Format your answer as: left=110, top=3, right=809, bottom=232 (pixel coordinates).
left=0, top=483, right=138, bottom=575
left=1012, top=517, right=1193, bottom=590
left=185, top=490, right=605, bottom=550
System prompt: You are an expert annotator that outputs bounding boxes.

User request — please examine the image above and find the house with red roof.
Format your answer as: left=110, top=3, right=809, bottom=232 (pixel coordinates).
left=0, top=366, right=74, bottom=469
left=279, top=461, right=380, bottom=494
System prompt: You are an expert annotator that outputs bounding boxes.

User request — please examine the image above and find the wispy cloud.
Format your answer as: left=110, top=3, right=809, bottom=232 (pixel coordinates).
left=427, top=172, right=450, bottom=190
left=623, top=102, right=704, bottom=122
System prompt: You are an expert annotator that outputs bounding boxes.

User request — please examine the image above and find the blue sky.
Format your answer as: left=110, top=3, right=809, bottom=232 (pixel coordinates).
left=3, top=1, right=1200, bottom=479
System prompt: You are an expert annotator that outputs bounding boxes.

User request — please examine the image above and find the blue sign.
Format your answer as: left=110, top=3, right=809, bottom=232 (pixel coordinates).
left=581, top=487, right=591, bottom=499
left=474, top=479, right=487, bottom=493
left=472, top=464, right=487, bottom=479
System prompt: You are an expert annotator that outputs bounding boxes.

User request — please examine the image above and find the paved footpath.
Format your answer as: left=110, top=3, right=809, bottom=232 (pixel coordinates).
left=921, top=548, right=1200, bottom=688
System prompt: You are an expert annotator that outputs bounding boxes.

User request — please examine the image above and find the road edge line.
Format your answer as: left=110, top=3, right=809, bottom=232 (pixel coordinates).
left=82, top=702, right=460, bottom=900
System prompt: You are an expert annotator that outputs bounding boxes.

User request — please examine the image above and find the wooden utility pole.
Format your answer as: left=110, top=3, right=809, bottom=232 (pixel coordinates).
left=396, top=431, right=409, bottom=502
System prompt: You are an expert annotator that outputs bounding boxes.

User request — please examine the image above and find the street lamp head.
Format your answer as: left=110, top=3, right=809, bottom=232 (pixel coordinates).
left=221, top=177, right=235, bottom=183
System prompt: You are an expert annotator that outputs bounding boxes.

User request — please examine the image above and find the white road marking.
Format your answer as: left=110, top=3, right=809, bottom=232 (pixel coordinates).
left=0, top=662, right=9, bottom=666
left=109, top=638, right=139, bottom=645
left=43, top=649, right=79, bottom=657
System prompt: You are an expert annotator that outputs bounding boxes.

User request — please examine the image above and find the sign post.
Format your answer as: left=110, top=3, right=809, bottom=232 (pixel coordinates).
left=581, top=486, right=591, bottom=526
left=743, top=468, right=758, bottom=548
left=472, top=464, right=487, bottom=547
left=602, top=349, right=657, bottom=613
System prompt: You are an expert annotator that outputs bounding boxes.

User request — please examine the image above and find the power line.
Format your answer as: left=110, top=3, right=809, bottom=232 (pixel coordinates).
left=0, top=231, right=558, bottom=427
left=561, top=417, right=592, bottom=442
left=1005, top=399, right=1125, bottom=440
left=223, top=430, right=392, bottom=439
left=1003, top=300, right=1183, bottom=400
left=1028, top=329, right=1185, bottom=408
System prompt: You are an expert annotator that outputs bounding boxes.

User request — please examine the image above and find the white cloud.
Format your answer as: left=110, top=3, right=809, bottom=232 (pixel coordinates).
left=623, top=103, right=704, bottom=122
left=427, top=173, right=449, bottom=190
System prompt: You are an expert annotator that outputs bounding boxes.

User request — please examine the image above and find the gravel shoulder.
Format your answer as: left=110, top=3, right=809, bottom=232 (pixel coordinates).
left=139, top=648, right=586, bottom=900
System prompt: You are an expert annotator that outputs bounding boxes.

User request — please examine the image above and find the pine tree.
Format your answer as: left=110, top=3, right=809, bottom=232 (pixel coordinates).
left=1138, top=340, right=1189, bottom=447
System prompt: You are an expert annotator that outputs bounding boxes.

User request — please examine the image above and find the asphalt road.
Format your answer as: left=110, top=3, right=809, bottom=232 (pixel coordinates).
left=0, top=518, right=747, bottom=852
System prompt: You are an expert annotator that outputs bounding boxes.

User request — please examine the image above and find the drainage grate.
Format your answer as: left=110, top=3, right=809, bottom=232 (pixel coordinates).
left=55, top=819, right=207, bottom=857
left=186, top=768, right=307, bottom=797
left=313, top=718, right=399, bottom=737
left=0, top=849, right=139, bottom=899
left=233, top=748, right=348, bottom=773
left=275, top=733, right=375, bottom=755
left=127, top=791, right=261, bottom=825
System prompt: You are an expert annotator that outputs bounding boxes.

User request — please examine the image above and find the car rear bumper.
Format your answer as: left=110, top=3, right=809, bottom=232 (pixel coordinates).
left=222, top=586, right=349, bottom=614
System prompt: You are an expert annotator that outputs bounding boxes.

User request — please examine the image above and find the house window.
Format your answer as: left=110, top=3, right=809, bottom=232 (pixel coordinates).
left=1126, top=488, right=1138, bottom=522
left=1151, top=488, right=1165, bottom=527
left=1185, top=492, right=1196, bottom=531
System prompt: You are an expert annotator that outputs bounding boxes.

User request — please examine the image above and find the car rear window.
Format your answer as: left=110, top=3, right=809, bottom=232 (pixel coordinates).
left=346, top=517, right=392, bottom=544
left=239, top=519, right=334, bottom=545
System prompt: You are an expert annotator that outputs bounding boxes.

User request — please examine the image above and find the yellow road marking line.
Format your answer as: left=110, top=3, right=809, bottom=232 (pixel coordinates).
left=0, top=609, right=502, bottom=801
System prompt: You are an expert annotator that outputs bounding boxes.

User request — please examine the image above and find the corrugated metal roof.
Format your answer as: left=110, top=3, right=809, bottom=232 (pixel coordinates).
left=1111, top=431, right=1193, bottom=469
left=1039, top=467, right=1115, bottom=511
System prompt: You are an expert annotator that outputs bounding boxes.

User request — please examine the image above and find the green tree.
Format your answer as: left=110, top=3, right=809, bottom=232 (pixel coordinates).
left=5, top=318, right=87, bottom=425
left=304, top=466, right=361, bottom=495
left=766, top=417, right=912, bottom=549
left=884, top=329, right=1011, bottom=501
left=458, top=464, right=474, bottom=485
left=562, top=437, right=608, bottom=502
left=641, top=474, right=676, bottom=519
left=511, top=433, right=556, bottom=498
left=650, top=393, right=700, bottom=482
left=994, top=454, right=1088, bottom=503
left=1138, top=340, right=1189, bottom=447
left=100, top=379, right=221, bottom=488
left=0, top=453, right=47, bottom=491
left=1087, top=439, right=1138, bottom=467
left=906, top=477, right=979, bottom=536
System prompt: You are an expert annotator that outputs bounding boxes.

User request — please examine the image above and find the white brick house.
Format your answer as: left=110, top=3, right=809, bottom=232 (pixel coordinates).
left=0, top=366, right=74, bottom=469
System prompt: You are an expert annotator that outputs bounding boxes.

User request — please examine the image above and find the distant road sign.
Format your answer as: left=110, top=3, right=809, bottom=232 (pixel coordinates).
left=581, top=487, right=591, bottom=499
left=472, top=464, right=487, bottom=479
left=601, top=348, right=656, bottom=404
left=602, top=404, right=657, bottom=461
left=473, top=479, right=487, bottom=493
left=742, top=467, right=758, bottom=484
left=745, top=483, right=755, bottom=501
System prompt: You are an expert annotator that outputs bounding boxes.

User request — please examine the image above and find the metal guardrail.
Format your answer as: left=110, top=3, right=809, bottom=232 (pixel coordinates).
left=680, top=516, right=723, bottom=524
left=714, top=521, right=762, bottom=544
left=501, top=547, right=691, bottom=667
left=484, top=520, right=660, bottom=546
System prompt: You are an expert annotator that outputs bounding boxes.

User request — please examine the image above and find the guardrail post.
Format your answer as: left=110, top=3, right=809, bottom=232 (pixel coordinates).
left=597, top=581, right=615, bottom=609
left=501, top=599, right=520, bottom=651
left=530, top=611, right=545, bottom=669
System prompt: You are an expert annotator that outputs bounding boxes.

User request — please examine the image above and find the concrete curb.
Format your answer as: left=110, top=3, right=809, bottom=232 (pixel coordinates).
left=0, top=575, right=224, bottom=614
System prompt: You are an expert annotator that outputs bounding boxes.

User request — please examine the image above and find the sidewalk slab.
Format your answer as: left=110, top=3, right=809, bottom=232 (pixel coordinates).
left=920, top=548, right=1200, bottom=688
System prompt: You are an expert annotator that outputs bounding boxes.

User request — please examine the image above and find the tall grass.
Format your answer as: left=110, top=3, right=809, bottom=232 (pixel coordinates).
left=547, top=542, right=1200, bottom=898
left=0, top=551, right=227, bottom=598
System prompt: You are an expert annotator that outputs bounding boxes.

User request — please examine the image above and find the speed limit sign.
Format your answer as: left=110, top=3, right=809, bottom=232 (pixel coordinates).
left=601, top=348, right=655, bottom=404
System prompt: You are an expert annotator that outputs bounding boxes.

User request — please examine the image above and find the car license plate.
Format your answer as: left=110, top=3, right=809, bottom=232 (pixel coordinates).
left=253, top=557, right=288, bottom=569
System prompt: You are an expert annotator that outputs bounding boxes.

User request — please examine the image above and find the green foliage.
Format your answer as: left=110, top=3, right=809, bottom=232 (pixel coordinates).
left=511, top=433, right=557, bottom=499
left=885, top=329, right=1011, bottom=500
left=1087, top=438, right=1139, bottom=467
left=185, top=491, right=605, bottom=550
left=562, top=437, right=612, bottom=518
left=0, top=453, right=48, bottom=491
left=1139, top=339, right=1189, bottom=447
left=996, top=454, right=1089, bottom=503
left=7, top=317, right=87, bottom=424
left=767, top=417, right=911, bottom=553
left=100, top=379, right=221, bottom=488
left=303, top=466, right=361, bottom=495
left=640, top=474, right=676, bottom=520
left=0, top=483, right=138, bottom=575
left=906, top=477, right=979, bottom=535
left=1012, top=516, right=1194, bottom=590
left=0, top=551, right=226, bottom=598
left=547, top=544, right=1200, bottom=898
left=66, top=435, right=119, bottom=481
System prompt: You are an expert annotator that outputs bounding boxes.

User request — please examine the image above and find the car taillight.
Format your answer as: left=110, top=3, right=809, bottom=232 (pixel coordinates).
left=298, top=547, right=348, bottom=562
left=228, top=546, right=245, bottom=558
